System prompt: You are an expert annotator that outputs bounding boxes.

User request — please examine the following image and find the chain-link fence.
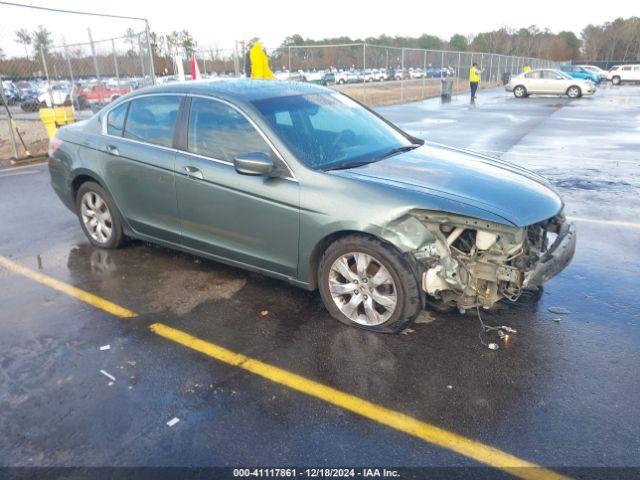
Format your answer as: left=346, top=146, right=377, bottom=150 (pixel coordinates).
left=174, top=48, right=238, bottom=79
left=275, top=43, right=556, bottom=105
left=0, top=3, right=153, bottom=161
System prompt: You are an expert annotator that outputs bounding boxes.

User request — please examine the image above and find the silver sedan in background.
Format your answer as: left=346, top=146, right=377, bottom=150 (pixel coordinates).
left=506, top=69, right=596, bottom=98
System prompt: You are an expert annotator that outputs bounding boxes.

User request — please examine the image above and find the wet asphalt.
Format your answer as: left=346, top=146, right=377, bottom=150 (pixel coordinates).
left=1, top=84, right=639, bottom=477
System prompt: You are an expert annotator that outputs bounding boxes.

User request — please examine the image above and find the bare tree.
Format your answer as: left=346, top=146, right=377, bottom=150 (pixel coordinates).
left=124, top=28, right=138, bottom=57
left=15, top=28, right=32, bottom=60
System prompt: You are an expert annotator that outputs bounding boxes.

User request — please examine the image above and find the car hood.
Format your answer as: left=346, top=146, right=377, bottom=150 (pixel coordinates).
left=329, top=143, right=563, bottom=227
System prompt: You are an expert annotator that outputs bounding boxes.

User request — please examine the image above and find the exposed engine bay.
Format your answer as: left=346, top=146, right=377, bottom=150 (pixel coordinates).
left=384, top=210, right=576, bottom=312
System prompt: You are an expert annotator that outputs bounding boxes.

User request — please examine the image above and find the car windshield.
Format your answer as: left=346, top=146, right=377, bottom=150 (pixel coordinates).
left=253, top=93, right=414, bottom=171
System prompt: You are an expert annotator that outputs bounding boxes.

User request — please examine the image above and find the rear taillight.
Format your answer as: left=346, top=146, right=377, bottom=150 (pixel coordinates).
left=48, top=137, right=62, bottom=157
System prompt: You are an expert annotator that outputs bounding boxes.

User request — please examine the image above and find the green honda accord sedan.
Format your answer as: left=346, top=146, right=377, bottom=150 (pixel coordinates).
left=48, top=80, right=575, bottom=333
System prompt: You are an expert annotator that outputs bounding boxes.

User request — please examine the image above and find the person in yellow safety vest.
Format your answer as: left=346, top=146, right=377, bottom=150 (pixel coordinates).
left=249, top=40, right=275, bottom=80
left=524, top=64, right=532, bottom=73
left=469, top=62, right=481, bottom=102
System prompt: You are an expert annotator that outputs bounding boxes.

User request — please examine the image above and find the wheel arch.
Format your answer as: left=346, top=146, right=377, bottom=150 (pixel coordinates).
left=69, top=170, right=135, bottom=239
left=70, top=171, right=106, bottom=202
left=307, top=228, right=424, bottom=292
left=308, top=229, right=416, bottom=290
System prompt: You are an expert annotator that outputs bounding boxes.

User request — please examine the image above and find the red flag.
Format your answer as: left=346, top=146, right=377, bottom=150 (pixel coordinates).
left=190, top=53, right=201, bottom=80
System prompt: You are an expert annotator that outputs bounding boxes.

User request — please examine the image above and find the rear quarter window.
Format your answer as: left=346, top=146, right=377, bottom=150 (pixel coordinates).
left=106, top=102, right=128, bottom=136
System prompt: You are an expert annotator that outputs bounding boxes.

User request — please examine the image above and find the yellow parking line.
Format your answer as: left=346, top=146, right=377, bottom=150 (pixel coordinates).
left=0, top=253, right=571, bottom=479
left=0, top=255, right=137, bottom=318
left=150, top=322, right=572, bottom=480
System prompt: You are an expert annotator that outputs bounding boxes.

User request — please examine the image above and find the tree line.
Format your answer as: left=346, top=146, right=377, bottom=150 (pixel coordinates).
left=2, top=16, right=638, bottom=77
left=281, top=17, right=640, bottom=62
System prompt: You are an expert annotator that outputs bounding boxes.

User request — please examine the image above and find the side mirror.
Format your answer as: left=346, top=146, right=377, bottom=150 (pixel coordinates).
left=234, top=152, right=275, bottom=176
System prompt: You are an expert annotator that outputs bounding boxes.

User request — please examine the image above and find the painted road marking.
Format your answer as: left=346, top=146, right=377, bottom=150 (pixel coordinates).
left=0, top=256, right=137, bottom=318
left=0, top=162, right=47, bottom=172
left=150, top=322, right=571, bottom=480
left=476, top=148, right=638, bottom=165
left=569, top=216, right=640, bottom=229
left=0, top=170, right=40, bottom=178
left=1, top=255, right=571, bottom=480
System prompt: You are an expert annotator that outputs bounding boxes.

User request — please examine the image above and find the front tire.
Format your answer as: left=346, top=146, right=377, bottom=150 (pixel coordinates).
left=611, top=76, right=621, bottom=86
left=567, top=85, right=581, bottom=98
left=513, top=85, right=527, bottom=98
left=76, top=181, right=125, bottom=249
left=318, top=235, right=421, bottom=333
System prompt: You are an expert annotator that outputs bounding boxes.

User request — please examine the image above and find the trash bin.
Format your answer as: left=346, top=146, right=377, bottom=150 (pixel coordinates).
left=440, top=78, right=453, bottom=100
left=502, top=72, right=512, bottom=85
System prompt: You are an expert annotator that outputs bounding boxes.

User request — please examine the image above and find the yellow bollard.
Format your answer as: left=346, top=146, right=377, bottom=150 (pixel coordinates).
left=39, top=108, right=57, bottom=139
left=40, top=106, right=76, bottom=138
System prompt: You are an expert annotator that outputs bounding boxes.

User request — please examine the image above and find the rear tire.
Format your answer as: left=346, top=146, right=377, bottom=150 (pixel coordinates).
left=75, top=181, right=126, bottom=249
left=318, top=235, right=421, bottom=333
left=513, top=85, right=527, bottom=98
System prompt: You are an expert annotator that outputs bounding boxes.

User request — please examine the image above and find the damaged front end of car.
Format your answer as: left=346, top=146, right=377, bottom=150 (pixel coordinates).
left=381, top=210, right=576, bottom=312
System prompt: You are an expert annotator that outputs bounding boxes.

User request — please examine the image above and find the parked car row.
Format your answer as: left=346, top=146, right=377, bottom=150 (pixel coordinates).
left=271, top=66, right=456, bottom=86
left=1, top=77, right=145, bottom=112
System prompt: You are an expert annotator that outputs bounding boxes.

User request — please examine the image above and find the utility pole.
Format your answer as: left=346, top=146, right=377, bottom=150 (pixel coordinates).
left=87, top=28, right=104, bottom=103
left=145, top=20, right=156, bottom=84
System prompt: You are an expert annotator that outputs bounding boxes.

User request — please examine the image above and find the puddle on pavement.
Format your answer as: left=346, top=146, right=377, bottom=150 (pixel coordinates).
left=148, top=269, right=246, bottom=315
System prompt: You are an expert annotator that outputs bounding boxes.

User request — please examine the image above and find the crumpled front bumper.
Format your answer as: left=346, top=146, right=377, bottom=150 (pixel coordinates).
left=524, top=221, right=577, bottom=288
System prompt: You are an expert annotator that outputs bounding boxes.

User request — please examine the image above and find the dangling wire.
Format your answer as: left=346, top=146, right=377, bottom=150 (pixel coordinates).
left=474, top=282, right=517, bottom=351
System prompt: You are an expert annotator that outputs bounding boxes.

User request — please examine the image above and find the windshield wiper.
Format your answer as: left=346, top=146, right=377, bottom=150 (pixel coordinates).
left=322, top=144, right=421, bottom=172
left=373, top=144, right=421, bottom=161
left=323, top=160, right=377, bottom=171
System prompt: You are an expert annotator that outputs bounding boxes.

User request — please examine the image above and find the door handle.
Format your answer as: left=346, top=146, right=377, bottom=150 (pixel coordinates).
left=184, top=166, right=204, bottom=180
left=104, top=145, right=119, bottom=156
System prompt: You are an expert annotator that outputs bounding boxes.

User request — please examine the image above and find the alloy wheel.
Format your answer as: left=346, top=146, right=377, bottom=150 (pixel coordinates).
left=80, top=191, right=113, bottom=244
left=328, top=252, right=397, bottom=326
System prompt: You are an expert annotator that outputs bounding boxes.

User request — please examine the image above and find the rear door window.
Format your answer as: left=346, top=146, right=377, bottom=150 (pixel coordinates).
left=123, top=95, right=181, bottom=148
left=543, top=71, right=564, bottom=80
left=525, top=71, right=542, bottom=79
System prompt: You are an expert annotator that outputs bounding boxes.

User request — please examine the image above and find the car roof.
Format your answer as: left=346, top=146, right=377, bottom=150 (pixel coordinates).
left=127, top=79, right=331, bottom=103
